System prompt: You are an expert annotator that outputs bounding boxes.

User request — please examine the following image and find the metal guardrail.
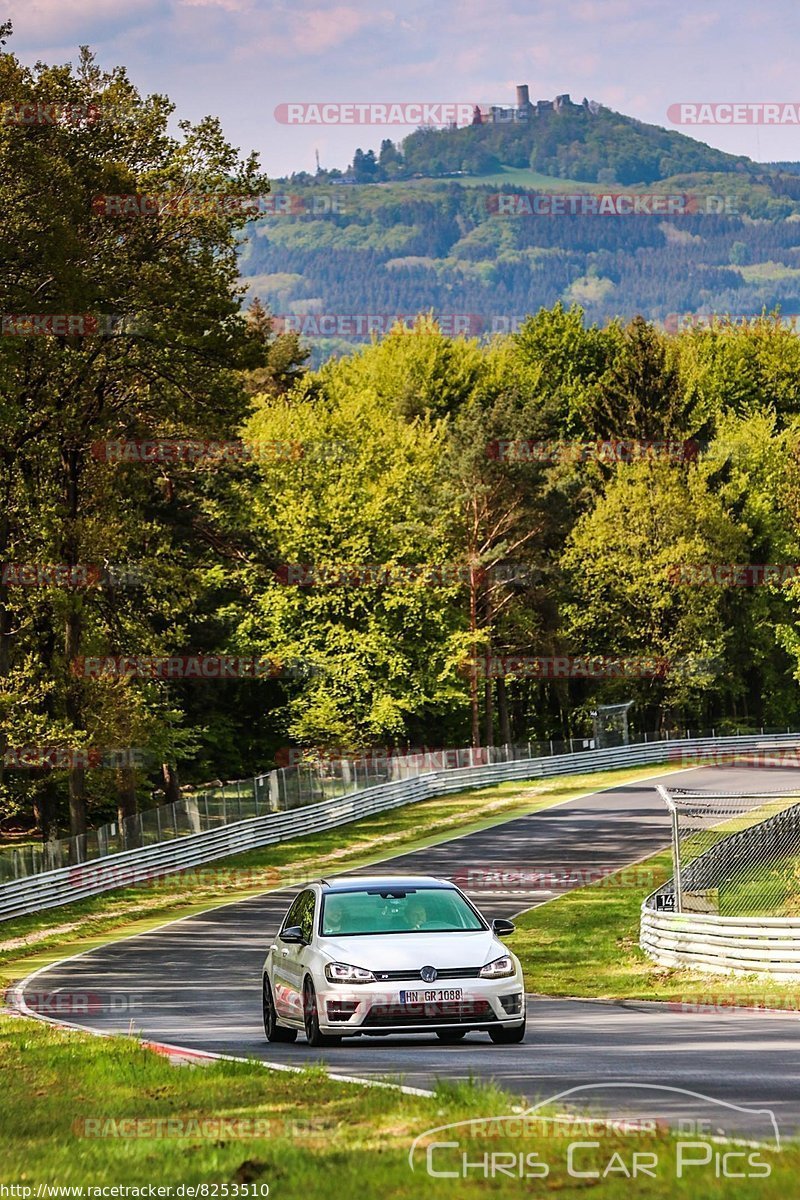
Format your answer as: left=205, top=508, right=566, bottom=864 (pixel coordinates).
left=0, top=742, right=554, bottom=882
left=2, top=730, right=797, bottom=924
left=7, top=726, right=767, bottom=882
left=640, top=907, right=800, bottom=976
left=0, top=775, right=435, bottom=923
left=642, top=740, right=800, bottom=974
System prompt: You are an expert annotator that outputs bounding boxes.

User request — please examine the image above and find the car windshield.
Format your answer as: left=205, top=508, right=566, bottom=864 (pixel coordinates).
left=320, top=887, right=485, bottom=936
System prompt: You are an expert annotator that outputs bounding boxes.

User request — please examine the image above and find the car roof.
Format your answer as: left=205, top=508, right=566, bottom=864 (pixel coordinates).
left=316, top=875, right=456, bottom=892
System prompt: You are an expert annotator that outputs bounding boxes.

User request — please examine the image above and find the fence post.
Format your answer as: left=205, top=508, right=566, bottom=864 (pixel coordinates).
left=670, top=804, right=683, bottom=913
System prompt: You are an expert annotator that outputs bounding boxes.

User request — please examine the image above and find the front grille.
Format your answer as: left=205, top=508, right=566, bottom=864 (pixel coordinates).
left=363, top=999, right=498, bottom=1027
left=373, top=967, right=483, bottom=982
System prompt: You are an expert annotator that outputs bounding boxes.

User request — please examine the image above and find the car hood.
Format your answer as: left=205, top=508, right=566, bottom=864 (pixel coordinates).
left=319, top=930, right=508, bottom=972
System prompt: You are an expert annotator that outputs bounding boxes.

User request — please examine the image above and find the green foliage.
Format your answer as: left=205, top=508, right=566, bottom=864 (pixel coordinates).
left=5, top=31, right=800, bottom=844
left=398, top=104, right=748, bottom=185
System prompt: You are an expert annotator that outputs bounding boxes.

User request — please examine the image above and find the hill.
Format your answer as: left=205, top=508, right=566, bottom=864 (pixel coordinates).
left=239, top=97, right=800, bottom=362
left=346, top=95, right=751, bottom=185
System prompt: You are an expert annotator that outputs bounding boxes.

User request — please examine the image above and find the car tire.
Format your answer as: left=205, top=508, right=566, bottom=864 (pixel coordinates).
left=489, top=1020, right=526, bottom=1045
left=303, top=978, right=342, bottom=1047
left=263, top=977, right=297, bottom=1043
left=436, top=1029, right=467, bottom=1042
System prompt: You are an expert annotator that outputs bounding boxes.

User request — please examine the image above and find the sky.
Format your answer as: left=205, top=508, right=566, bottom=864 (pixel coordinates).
left=5, top=0, right=800, bottom=177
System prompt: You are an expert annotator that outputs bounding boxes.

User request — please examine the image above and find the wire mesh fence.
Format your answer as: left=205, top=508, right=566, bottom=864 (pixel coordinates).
left=0, top=738, right=601, bottom=882
left=656, top=782, right=800, bottom=917
left=2, top=724, right=797, bottom=885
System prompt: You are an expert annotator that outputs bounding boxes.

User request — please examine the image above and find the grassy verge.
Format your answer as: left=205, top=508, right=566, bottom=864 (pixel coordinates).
left=509, top=847, right=800, bottom=1008
left=0, top=759, right=797, bottom=1194
left=1, top=761, right=683, bottom=988
left=0, top=1010, right=795, bottom=1195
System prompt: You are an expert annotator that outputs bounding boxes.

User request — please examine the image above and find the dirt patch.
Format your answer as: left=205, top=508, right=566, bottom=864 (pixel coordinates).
left=0, top=923, right=81, bottom=952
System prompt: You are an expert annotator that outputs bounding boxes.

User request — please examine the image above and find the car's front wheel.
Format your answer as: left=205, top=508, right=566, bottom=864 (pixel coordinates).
left=489, top=1020, right=526, bottom=1045
left=263, top=977, right=297, bottom=1043
left=303, top=978, right=341, bottom=1047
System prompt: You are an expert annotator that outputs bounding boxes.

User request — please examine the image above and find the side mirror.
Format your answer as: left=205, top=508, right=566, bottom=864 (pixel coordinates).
left=492, top=918, right=515, bottom=936
left=280, top=925, right=305, bottom=944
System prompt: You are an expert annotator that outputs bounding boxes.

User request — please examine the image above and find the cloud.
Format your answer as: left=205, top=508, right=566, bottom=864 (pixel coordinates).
left=301, top=6, right=380, bottom=53
left=5, top=0, right=163, bottom=44
left=178, top=0, right=253, bottom=10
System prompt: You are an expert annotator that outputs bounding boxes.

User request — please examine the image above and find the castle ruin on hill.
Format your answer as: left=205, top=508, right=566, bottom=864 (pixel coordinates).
left=473, top=86, right=600, bottom=125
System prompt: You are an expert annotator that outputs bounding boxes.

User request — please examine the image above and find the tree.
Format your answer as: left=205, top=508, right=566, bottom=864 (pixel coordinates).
left=0, top=33, right=269, bottom=842
left=562, top=459, right=747, bottom=726
left=238, top=372, right=459, bottom=750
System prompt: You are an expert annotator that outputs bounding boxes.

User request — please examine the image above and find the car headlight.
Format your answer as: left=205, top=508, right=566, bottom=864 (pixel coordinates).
left=479, top=954, right=516, bottom=979
left=324, top=962, right=376, bottom=984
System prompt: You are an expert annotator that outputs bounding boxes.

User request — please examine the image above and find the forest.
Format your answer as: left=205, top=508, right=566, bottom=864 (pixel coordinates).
left=4, top=32, right=800, bottom=845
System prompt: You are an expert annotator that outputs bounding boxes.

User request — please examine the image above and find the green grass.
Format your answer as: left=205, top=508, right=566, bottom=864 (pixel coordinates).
left=718, top=851, right=800, bottom=917
left=2, top=759, right=798, bottom=1194
left=738, top=261, right=800, bottom=282
left=0, top=761, right=686, bottom=984
left=445, top=166, right=597, bottom=190
left=0, top=1011, right=796, bottom=1194
left=509, top=846, right=800, bottom=1008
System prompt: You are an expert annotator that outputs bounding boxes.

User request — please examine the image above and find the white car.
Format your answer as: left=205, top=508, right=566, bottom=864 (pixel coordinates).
left=261, top=875, right=526, bottom=1046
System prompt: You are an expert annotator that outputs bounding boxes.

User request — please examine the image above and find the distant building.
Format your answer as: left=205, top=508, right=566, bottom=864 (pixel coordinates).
left=474, top=86, right=595, bottom=124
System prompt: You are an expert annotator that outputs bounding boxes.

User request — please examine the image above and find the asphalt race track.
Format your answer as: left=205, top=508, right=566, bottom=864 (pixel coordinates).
left=16, top=763, right=800, bottom=1139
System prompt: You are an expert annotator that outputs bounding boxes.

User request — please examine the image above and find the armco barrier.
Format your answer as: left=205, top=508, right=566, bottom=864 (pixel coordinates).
left=642, top=744, right=800, bottom=975
left=1, top=732, right=796, bottom=923
left=640, top=907, right=800, bottom=977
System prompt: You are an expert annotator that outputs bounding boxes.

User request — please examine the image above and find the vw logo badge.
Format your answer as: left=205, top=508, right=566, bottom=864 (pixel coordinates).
left=421, top=965, right=438, bottom=983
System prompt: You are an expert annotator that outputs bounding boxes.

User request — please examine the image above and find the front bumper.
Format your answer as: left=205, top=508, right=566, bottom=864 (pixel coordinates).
left=317, top=973, right=526, bottom=1034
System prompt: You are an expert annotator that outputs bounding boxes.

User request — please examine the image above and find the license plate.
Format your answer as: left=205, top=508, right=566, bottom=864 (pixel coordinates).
left=400, top=989, right=463, bottom=1003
